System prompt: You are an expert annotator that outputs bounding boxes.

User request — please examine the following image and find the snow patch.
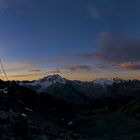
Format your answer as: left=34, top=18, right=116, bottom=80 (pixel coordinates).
left=94, top=79, right=114, bottom=86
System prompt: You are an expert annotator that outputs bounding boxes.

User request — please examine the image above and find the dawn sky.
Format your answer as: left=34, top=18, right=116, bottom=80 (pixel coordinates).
left=0, top=0, right=140, bottom=80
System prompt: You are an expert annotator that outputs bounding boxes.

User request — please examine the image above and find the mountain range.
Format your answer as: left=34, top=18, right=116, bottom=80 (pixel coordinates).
left=18, top=75, right=140, bottom=106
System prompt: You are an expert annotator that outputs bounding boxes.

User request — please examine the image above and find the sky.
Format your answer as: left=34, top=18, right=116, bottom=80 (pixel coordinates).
left=0, top=0, right=140, bottom=81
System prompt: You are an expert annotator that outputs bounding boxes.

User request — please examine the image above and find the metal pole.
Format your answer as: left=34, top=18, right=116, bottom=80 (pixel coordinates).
left=0, top=59, right=8, bottom=81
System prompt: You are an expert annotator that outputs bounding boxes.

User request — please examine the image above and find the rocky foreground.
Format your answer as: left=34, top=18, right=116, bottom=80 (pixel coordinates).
left=0, top=76, right=140, bottom=139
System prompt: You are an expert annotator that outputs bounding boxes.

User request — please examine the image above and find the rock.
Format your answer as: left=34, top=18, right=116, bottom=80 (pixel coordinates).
left=0, top=111, right=8, bottom=120
left=34, top=135, right=49, bottom=140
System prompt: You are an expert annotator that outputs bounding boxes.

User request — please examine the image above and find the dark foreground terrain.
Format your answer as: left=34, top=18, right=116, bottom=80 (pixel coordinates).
left=0, top=75, right=140, bottom=139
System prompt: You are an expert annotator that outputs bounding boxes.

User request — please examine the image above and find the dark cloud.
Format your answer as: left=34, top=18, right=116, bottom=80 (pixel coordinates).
left=119, top=63, right=140, bottom=70
left=79, top=32, right=140, bottom=70
left=48, top=65, right=93, bottom=73
left=66, top=65, right=92, bottom=71
left=29, top=69, right=41, bottom=72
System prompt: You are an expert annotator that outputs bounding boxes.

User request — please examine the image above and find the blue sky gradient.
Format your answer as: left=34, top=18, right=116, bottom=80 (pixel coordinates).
left=0, top=0, right=139, bottom=80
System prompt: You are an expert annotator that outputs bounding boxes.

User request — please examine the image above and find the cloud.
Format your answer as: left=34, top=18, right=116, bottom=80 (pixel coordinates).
left=89, top=5, right=100, bottom=19
left=46, top=65, right=93, bottom=74
left=67, top=65, right=92, bottom=71
left=8, top=73, right=45, bottom=79
left=79, top=32, right=140, bottom=70
left=4, top=61, right=33, bottom=72
left=29, top=68, right=41, bottom=73
left=4, top=61, right=44, bottom=75
left=9, top=73, right=39, bottom=78
left=119, top=63, right=140, bottom=70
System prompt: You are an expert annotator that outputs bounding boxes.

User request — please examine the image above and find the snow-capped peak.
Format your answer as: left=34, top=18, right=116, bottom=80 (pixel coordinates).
left=39, top=74, right=66, bottom=84
left=19, top=75, right=66, bottom=93
left=93, top=77, right=124, bottom=86
left=94, top=78, right=114, bottom=86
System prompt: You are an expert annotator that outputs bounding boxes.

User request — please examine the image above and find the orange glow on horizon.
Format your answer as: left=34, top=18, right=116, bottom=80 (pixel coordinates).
left=5, top=72, right=140, bottom=81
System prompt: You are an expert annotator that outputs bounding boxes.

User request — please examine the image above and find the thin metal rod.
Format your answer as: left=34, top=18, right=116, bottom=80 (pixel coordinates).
left=0, top=59, right=8, bottom=81
left=0, top=67, right=3, bottom=80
